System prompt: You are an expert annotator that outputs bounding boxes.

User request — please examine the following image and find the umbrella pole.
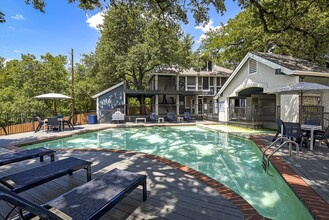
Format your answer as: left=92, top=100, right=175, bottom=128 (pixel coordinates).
left=54, top=99, right=57, bottom=116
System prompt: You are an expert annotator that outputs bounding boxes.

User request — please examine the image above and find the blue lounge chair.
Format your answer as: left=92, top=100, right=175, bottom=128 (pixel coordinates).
left=0, top=169, right=147, bottom=220
left=150, top=112, right=157, bottom=123
left=183, top=112, right=195, bottom=121
left=166, top=112, right=176, bottom=122
left=0, top=147, right=55, bottom=166
left=0, top=157, right=92, bottom=193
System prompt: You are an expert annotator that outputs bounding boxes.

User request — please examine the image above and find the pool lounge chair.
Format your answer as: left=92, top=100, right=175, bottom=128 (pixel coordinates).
left=0, top=157, right=92, bottom=193
left=0, top=168, right=147, bottom=220
left=183, top=112, right=195, bottom=121
left=166, top=112, right=176, bottom=122
left=0, top=147, right=55, bottom=167
left=150, top=112, right=157, bottom=123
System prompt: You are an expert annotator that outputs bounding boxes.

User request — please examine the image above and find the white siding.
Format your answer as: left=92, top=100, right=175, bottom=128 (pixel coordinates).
left=218, top=60, right=297, bottom=122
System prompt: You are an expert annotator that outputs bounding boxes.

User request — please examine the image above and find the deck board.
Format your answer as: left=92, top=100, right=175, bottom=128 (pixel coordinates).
left=0, top=150, right=244, bottom=219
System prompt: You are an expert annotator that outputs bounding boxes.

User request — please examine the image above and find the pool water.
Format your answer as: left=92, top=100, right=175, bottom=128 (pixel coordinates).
left=27, top=126, right=313, bottom=219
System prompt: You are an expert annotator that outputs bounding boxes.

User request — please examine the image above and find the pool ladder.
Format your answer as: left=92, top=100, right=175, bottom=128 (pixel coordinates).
left=262, top=137, right=300, bottom=173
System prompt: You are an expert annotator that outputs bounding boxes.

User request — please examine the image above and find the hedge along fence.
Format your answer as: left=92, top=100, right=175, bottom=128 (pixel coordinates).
left=0, top=112, right=95, bottom=136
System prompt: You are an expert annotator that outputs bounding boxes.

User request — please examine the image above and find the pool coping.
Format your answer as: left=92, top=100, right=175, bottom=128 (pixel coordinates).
left=251, top=135, right=329, bottom=220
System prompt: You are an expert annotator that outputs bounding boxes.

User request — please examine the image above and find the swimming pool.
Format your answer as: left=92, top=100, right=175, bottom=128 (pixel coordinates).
left=26, top=126, right=313, bottom=219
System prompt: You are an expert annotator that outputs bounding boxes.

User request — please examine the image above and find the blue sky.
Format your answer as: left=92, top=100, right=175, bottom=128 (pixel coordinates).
left=0, top=0, right=241, bottom=62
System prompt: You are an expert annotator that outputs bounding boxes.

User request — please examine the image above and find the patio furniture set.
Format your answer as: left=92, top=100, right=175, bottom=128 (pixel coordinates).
left=272, top=119, right=329, bottom=150
left=0, top=147, right=147, bottom=219
left=35, top=116, right=75, bottom=133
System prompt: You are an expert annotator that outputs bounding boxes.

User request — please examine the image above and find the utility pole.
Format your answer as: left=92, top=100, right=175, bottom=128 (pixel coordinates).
left=70, top=48, right=75, bottom=124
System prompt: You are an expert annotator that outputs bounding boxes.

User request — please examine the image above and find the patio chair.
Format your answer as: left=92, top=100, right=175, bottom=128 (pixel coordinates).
left=272, top=119, right=285, bottom=142
left=0, top=147, right=55, bottom=166
left=183, top=112, right=195, bottom=121
left=166, top=112, right=176, bottom=122
left=150, top=112, right=157, bottom=123
left=34, top=116, right=44, bottom=133
left=47, top=117, right=61, bottom=132
left=0, top=169, right=147, bottom=220
left=0, top=157, right=92, bottom=193
left=63, top=115, right=74, bottom=130
left=283, top=122, right=306, bottom=149
left=313, top=126, right=329, bottom=148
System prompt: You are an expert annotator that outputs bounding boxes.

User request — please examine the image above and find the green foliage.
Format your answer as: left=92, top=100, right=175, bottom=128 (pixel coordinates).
left=199, top=3, right=329, bottom=68
left=0, top=54, right=71, bottom=115
left=1, top=0, right=227, bottom=25
left=95, top=2, right=194, bottom=90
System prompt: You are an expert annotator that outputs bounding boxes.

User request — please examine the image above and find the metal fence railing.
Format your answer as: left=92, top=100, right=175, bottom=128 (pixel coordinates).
left=228, top=106, right=277, bottom=124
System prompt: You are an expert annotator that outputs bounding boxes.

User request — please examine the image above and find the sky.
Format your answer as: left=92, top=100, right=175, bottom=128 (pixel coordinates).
left=0, top=0, right=241, bottom=63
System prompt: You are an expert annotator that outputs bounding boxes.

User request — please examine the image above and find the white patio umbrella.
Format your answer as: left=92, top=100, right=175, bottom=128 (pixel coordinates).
left=34, top=93, right=71, bottom=115
left=271, top=82, right=329, bottom=121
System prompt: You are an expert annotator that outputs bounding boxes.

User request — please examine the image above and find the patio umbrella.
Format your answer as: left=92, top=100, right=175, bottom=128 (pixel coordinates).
left=34, top=93, right=71, bottom=115
left=271, top=82, right=329, bottom=121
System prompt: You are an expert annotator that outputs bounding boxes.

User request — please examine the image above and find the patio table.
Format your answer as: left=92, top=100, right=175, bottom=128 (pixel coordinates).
left=301, top=124, right=322, bottom=151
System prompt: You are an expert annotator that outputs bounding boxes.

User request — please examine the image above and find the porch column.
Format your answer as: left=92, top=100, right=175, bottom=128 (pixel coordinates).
left=155, top=95, right=159, bottom=115
left=155, top=75, right=158, bottom=90
left=176, top=74, right=179, bottom=91
left=176, top=95, right=179, bottom=115
left=195, top=95, right=199, bottom=115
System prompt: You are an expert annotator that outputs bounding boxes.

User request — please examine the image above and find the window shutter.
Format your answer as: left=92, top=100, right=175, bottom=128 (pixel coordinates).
left=249, top=59, right=257, bottom=74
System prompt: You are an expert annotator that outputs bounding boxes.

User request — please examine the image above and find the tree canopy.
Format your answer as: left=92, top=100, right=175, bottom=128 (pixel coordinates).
left=198, top=2, right=329, bottom=68
left=94, top=2, right=194, bottom=91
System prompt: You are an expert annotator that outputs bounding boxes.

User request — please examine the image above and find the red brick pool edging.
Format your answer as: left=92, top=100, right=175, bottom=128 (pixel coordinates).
left=251, top=135, right=329, bottom=220
left=64, top=148, right=264, bottom=220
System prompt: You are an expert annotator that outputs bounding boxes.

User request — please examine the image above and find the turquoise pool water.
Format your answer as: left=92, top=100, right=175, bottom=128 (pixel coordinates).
left=26, top=126, right=313, bottom=219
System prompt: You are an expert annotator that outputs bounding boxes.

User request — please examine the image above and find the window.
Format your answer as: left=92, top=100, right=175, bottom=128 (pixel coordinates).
left=179, top=77, right=185, bottom=91
left=203, top=77, right=209, bottom=90
left=186, top=76, right=196, bottom=91
left=248, top=59, right=257, bottom=74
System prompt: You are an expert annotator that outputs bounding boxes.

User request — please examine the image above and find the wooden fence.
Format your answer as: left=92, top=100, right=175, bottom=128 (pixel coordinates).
left=0, top=112, right=94, bottom=136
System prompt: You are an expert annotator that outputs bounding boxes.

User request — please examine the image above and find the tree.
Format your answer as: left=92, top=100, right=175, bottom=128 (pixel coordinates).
left=1, top=0, right=227, bottom=25
left=74, top=53, right=99, bottom=111
left=199, top=5, right=329, bottom=68
left=94, top=2, right=193, bottom=113
left=0, top=53, right=70, bottom=115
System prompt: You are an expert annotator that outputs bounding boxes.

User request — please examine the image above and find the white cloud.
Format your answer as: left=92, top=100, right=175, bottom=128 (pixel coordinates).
left=14, top=50, right=21, bottom=53
left=195, top=19, right=221, bottom=44
left=11, top=14, right=24, bottom=20
left=86, top=12, right=104, bottom=31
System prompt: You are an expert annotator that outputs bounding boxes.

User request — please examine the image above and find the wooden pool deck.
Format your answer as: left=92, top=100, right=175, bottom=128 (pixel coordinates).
left=0, top=149, right=245, bottom=219
left=1, top=123, right=329, bottom=219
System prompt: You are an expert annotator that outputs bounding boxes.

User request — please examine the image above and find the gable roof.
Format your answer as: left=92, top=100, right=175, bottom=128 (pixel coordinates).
left=92, top=81, right=125, bottom=98
left=255, top=52, right=329, bottom=73
left=214, top=52, right=329, bottom=99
